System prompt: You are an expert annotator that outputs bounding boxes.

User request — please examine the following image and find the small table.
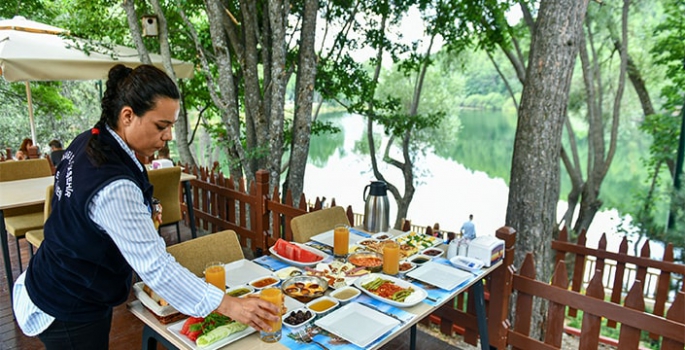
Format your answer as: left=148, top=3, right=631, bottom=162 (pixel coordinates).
left=0, top=176, right=53, bottom=299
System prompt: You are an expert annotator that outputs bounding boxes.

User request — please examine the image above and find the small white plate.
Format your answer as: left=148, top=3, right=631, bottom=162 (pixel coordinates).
left=268, top=242, right=329, bottom=267
left=225, top=285, right=255, bottom=298
left=421, top=247, right=444, bottom=259
left=273, top=266, right=303, bottom=280
left=315, top=302, right=400, bottom=348
left=247, top=276, right=280, bottom=290
left=371, top=232, right=393, bottom=240
left=450, top=256, right=484, bottom=272
left=353, top=273, right=427, bottom=307
left=407, top=261, right=472, bottom=290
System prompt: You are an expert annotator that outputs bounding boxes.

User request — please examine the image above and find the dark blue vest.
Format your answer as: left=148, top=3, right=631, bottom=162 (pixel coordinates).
left=25, top=128, right=153, bottom=322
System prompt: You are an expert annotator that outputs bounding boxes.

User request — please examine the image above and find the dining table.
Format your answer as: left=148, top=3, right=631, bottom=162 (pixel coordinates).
left=0, top=175, right=54, bottom=300
left=129, top=228, right=502, bottom=350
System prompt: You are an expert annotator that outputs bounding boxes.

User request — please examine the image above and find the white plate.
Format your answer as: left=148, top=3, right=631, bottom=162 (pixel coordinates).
left=353, top=273, right=427, bottom=307
left=167, top=319, right=255, bottom=350
left=223, top=259, right=273, bottom=288
left=406, top=261, right=472, bottom=290
left=268, top=242, right=329, bottom=267
left=247, top=275, right=280, bottom=290
left=132, top=282, right=179, bottom=317
left=315, top=302, right=400, bottom=348
left=393, top=232, right=443, bottom=250
left=310, top=229, right=369, bottom=247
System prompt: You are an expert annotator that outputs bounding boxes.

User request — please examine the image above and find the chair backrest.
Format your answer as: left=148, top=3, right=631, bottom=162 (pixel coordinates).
left=0, top=158, right=52, bottom=216
left=166, top=230, right=245, bottom=277
left=0, top=158, right=52, bottom=182
left=148, top=166, right=182, bottom=225
left=291, top=206, right=351, bottom=243
left=44, top=184, right=54, bottom=222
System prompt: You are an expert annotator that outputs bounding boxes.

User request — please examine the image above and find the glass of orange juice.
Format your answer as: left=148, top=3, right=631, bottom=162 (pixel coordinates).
left=382, top=241, right=400, bottom=276
left=204, top=261, right=226, bottom=291
left=259, top=287, right=283, bottom=342
left=333, top=224, right=350, bottom=259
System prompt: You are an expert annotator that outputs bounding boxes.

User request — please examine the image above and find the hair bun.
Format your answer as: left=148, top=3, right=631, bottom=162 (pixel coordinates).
left=108, top=64, right=133, bottom=84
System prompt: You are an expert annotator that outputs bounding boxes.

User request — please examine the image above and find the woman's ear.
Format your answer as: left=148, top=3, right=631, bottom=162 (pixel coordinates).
left=119, top=106, right=135, bottom=126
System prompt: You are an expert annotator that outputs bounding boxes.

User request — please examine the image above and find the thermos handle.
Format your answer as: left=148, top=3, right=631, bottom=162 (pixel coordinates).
left=363, top=184, right=370, bottom=201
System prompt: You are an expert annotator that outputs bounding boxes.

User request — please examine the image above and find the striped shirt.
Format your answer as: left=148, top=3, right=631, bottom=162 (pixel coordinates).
left=13, top=126, right=223, bottom=336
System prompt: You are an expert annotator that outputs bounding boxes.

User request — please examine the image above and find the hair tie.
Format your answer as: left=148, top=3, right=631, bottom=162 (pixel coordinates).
left=91, top=128, right=100, bottom=135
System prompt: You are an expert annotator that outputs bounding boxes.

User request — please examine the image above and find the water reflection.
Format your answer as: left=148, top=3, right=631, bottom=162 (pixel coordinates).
left=304, top=111, right=662, bottom=257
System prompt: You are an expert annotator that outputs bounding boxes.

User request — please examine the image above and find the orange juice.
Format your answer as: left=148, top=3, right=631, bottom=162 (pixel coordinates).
left=259, top=287, right=283, bottom=342
left=333, top=224, right=349, bottom=258
left=383, top=241, right=400, bottom=275
left=205, top=262, right=225, bottom=291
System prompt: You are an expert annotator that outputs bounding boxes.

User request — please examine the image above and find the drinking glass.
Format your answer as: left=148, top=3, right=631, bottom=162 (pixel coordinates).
left=204, top=261, right=226, bottom=291
left=382, top=241, right=400, bottom=275
left=259, top=287, right=283, bottom=342
left=333, top=224, right=349, bottom=259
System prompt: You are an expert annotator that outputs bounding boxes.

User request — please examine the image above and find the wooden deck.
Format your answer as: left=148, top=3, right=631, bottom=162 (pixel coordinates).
left=1, top=223, right=458, bottom=350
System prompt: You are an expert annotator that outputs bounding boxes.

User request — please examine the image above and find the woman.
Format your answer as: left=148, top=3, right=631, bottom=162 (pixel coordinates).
left=18, top=138, right=32, bottom=158
left=13, top=64, right=278, bottom=349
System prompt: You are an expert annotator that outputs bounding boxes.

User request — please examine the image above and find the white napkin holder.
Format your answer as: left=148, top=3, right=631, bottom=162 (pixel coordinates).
left=466, top=235, right=504, bottom=267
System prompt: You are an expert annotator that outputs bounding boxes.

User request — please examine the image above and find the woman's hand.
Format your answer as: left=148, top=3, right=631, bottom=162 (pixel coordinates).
left=215, top=294, right=280, bottom=332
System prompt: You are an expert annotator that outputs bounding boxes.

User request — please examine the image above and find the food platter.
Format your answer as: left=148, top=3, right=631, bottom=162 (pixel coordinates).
left=167, top=319, right=255, bottom=350
left=353, top=273, right=427, bottom=307
left=304, top=261, right=368, bottom=288
left=132, top=282, right=178, bottom=317
left=268, top=241, right=329, bottom=267
left=393, top=232, right=442, bottom=252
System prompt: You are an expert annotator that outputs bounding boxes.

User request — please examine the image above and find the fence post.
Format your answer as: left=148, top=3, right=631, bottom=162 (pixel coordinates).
left=488, top=226, right=517, bottom=349
left=254, top=169, right=270, bottom=253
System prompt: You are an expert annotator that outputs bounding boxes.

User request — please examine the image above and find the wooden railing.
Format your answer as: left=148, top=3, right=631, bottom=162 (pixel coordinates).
left=180, top=167, right=358, bottom=254
left=425, top=226, right=684, bottom=349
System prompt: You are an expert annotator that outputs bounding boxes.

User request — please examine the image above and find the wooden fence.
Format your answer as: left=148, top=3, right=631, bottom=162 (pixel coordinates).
left=424, top=226, right=684, bottom=349
left=180, top=167, right=359, bottom=253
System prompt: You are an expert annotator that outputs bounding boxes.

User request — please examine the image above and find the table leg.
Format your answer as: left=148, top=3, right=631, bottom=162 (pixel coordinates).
left=473, top=278, right=491, bottom=350
left=410, top=324, right=417, bottom=350
left=182, top=181, right=197, bottom=239
left=0, top=209, right=14, bottom=304
left=142, top=324, right=178, bottom=350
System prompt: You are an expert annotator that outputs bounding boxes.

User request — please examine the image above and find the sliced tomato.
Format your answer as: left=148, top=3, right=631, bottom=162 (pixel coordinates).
left=180, top=316, right=204, bottom=336
left=187, top=329, right=202, bottom=342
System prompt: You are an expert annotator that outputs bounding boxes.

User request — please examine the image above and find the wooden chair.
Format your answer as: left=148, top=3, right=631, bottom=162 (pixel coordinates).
left=148, top=166, right=183, bottom=244
left=166, top=230, right=244, bottom=277
left=0, top=158, right=52, bottom=271
left=290, top=206, right=350, bottom=243
left=25, top=184, right=54, bottom=256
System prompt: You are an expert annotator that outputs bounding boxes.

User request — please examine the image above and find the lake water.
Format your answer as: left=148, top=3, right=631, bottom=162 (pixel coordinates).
left=303, top=111, right=664, bottom=258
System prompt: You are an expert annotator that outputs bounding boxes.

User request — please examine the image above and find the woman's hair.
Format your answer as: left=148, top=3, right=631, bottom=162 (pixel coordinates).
left=87, top=64, right=180, bottom=166
left=19, top=138, right=32, bottom=153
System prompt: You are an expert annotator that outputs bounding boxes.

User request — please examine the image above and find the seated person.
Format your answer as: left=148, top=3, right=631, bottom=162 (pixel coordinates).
left=14, top=150, right=27, bottom=160
left=19, top=138, right=32, bottom=158
left=48, top=140, right=65, bottom=167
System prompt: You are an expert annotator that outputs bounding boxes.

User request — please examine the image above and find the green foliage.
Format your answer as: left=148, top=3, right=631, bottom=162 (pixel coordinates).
left=650, top=0, right=685, bottom=111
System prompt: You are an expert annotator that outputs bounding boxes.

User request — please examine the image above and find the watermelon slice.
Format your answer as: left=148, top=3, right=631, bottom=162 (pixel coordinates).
left=272, top=239, right=323, bottom=263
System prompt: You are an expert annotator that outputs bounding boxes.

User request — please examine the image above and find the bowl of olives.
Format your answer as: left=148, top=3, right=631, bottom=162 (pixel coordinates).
left=282, top=307, right=315, bottom=329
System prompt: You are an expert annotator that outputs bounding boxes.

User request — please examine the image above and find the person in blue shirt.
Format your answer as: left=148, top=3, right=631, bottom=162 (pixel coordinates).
left=460, top=214, right=476, bottom=240
left=13, top=64, right=279, bottom=349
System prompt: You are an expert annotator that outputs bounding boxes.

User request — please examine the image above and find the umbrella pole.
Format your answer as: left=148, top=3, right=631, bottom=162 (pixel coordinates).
left=25, top=81, right=37, bottom=144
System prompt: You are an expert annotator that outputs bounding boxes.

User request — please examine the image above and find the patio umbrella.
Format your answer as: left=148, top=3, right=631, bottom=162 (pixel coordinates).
left=0, top=16, right=194, bottom=144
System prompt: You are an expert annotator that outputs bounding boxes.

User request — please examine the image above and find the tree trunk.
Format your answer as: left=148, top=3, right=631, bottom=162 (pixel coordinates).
left=506, top=0, right=589, bottom=340
left=286, top=0, right=318, bottom=206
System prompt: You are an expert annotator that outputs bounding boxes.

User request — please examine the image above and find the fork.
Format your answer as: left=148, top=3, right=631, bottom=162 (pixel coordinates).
left=297, top=328, right=330, bottom=350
